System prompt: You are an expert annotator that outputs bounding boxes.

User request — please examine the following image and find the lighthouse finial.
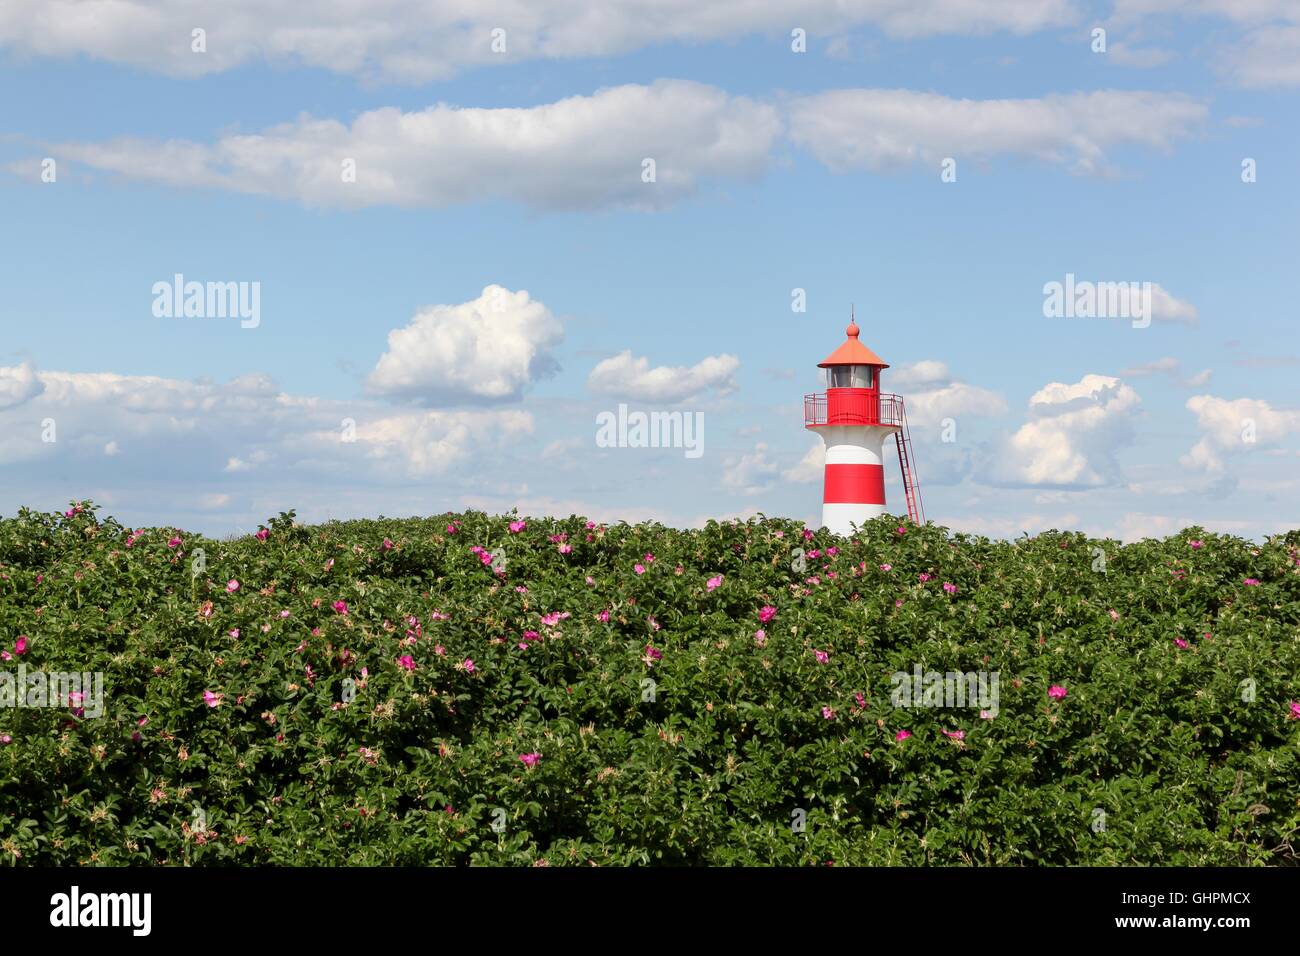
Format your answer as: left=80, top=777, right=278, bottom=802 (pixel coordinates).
left=847, top=304, right=859, bottom=339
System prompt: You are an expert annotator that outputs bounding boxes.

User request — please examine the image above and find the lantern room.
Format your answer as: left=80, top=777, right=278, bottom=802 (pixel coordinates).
left=820, top=316, right=886, bottom=386
left=804, top=316, right=902, bottom=428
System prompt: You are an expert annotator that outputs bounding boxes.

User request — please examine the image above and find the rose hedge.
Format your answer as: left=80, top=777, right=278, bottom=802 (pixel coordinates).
left=1, top=502, right=1297, bottom=866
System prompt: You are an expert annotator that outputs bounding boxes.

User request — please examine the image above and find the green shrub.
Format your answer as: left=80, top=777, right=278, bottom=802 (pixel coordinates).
left=0, top=502, right=1297, bottom=865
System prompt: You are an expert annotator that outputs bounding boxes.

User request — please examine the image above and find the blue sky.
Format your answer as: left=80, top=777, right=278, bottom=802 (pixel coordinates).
left=1, top=1, right=1297, bottom=540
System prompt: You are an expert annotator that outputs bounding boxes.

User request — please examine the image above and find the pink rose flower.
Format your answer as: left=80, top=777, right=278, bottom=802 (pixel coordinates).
left=508, top=520, right=526, bottom=533
left=463, top=658, right=475, bottom=673
left=1174, top=638, right=1189, bottom=649
left=381, top=538, right=394, bottom=551
left=519, top=752, right=541, bottom=766
left=1048, top=685, right=1068, bottom=700
left=167, top=536, right=183, bottom=549
left=758, top=605, right=777, bottom=624
left=634, top=563, right=646, bottom=575
left=814, top=650, right=829, bottom=664
left=333, top=600, right=349, bottom=615
left=706, top=575, right=723, bottom=592
left=821, top=706, right=836, bottom=720
left=397, top=655, right=416, bottom=671
left=14, top=636, right=28, bottom=656
left=942, top=582, right=958, bottom=595
left=255, top=528, right=269, bottom=541
left=226, top=579, right=240, bottom=592
left=943, top=729, right=965, bottom=740
left=203, top=690, right=222, bottom=708
left=895, top=730, right=911, bottom=741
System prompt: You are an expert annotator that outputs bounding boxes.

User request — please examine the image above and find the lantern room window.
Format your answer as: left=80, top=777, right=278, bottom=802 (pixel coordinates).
left=828, top=366, right=872, bottom=389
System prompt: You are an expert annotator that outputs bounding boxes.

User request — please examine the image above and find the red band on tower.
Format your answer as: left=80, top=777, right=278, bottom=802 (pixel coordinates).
left=823, top=463, right=885, bottom=504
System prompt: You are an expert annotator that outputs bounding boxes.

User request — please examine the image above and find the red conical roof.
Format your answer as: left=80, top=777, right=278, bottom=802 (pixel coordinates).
left=817, top=319, right=889, bottom=368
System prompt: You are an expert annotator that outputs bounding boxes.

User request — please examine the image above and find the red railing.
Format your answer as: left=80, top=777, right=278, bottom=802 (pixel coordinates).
left=804, top=391, right=904, bottom=427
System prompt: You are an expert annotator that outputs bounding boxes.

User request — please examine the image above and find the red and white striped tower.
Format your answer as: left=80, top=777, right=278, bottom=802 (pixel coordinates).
left=804, top=313, right=922, bottom=536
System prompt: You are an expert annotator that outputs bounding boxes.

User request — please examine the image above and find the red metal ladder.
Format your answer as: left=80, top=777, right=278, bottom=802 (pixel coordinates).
left=894, top=398, right=925, bottom=525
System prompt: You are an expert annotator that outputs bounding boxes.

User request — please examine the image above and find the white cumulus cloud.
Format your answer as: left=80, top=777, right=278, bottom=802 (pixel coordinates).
left=42, top=83, right=1214, bottom=212
left=787, top=89, right=1206, bottom=175
left=1111, top=0, right=1300, bottom=89
left=993, top=374, right=1140, bottom=487
left=367, top=285, right=563, bottom=404
left=0, top=1, right=1079, bottom=82
left=587, top=350, right=739, bottom=404
left=783, top=442, right=824, bottom=483
left=887, top=360, right=1008, bottom=427
left=0, top=361, right=45, bottom=409
left=722, top=442, right=781, bottom=495
left=0, top=366, right=534, bottom=480
left=1180, top=395, right=1300, bottom=472
left=55, top=81, right=781, bottom=212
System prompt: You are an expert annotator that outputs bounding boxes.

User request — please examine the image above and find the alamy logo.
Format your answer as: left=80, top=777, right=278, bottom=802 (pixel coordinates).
left=0, top=666, right=103, bottom=718
left=1042, top=273, right=1152, bottom=328
left=152, top=273, right=260, bottom=328
left=49, top=886, right=151, bottom=936
left=891, top=666, right=999, bottom=715
left=595, top=403, right=704, bottom=459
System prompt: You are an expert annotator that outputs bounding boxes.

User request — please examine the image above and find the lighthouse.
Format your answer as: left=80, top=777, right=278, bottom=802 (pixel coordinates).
left=804, top=313, right=924, bottom=536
